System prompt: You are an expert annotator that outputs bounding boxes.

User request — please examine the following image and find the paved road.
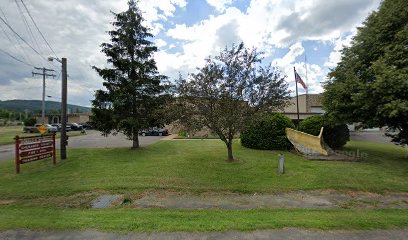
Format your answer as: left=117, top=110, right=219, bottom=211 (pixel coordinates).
left=350, top=131, right=394, bottom=145
left=1, top=229, right=407, bottom=240
left=0, top=130, right=164, bottom=161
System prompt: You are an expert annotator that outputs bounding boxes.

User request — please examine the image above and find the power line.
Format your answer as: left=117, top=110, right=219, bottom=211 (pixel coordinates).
left=0, top=14, right=52, bottom=66
left=14, top=0, right=42, bottom=56
left=0, top=47, right=33, bottom=67
left=20, top=0, right=58, bottom=58
left=0, top=6, right=33, bottom=65
left=0, top=19, right=31, bottom=65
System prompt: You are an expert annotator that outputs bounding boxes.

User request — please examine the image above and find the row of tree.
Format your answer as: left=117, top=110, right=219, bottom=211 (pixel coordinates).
left=91, top=0, right=407, bottom=162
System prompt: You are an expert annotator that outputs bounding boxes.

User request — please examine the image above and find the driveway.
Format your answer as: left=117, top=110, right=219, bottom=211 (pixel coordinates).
left=350, top=131, right=393, bottom=145
left=0, top=130, right=165, bottom=161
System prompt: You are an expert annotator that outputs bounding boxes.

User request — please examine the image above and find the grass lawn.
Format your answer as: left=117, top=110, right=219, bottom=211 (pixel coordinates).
left=174, top=134, right=221, bottom=139
left=0, top=206, right=406, bottom=231
left=0, top=126, right=83, bottom=145
left=0, top=139, right=407, bottom=231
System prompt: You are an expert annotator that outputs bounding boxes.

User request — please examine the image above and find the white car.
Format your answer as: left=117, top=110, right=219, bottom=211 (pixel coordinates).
left=34, top=124, right=58, bottom=133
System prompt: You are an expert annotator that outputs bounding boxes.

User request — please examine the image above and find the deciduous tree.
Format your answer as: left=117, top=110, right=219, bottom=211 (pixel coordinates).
left=176, top=43, right=290, bottom=161
left=323, top=0, right=408, bottom=145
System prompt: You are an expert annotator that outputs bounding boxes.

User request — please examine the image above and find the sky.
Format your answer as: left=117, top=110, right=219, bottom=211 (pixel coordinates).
left=0, top=0, right=382, bottom=107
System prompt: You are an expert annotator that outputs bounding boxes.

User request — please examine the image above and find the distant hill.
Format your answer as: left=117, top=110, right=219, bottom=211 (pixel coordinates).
left=0, top=100, right=91, bottom=113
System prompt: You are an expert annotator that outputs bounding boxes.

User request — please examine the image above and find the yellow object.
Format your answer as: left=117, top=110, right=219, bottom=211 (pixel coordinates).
left=37, top=125, right=48, bottom=135
left=285, top=127, right=331, bottom=156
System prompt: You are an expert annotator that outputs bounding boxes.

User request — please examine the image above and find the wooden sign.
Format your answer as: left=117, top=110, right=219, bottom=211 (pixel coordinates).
left=15, top=134, right=56, bottom=174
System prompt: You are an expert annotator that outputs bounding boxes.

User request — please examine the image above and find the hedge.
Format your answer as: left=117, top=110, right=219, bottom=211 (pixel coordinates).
left=241, top=113, right=295, bottom=150
left=299, top=115, right=350, bottom=149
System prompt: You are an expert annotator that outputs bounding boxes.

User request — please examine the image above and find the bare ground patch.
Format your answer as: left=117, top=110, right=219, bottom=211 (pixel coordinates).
left=128, top=189, right=408, bottom=210
left=2, top=190, right=407, bottom=209
left=1, top=229, right=408, bottom=240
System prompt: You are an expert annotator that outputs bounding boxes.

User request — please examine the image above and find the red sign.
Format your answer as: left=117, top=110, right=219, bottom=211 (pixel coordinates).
left=21, top=152, right=53, bottom=163
left=20, top=136, right=52, bottom=144
left=20, top=147, right=54, bottom=158
left=19, top=141, right=53, bottom=151
left=15, top=134, right=56, bottom=174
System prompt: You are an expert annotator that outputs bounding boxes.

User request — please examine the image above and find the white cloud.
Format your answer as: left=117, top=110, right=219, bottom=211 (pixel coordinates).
left=206, top=0, right=236, bottom=12
left=155, top=39, right=167, bottom=48
left=270, top=42, right=325, bottom=95
left=324, top=32, right=355, bottom=68
left=0, top=0, right=383, bottom=106
left=158, top=0, right=381, bottom=87
left=0, top=0, right=187, bottom=106
left=164, top=7, right=244, bottom=74
left=278, top=42, right=305, bottom=67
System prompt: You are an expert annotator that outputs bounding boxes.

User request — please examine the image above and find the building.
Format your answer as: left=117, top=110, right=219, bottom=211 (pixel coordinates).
left=280, top=94, right=324, bottom=121
left=35, top=112, right=91, bottom=124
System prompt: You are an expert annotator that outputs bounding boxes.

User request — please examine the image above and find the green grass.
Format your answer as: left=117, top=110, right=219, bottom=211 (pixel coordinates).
left=0, top=205, right=406, bottom=231
left=175, top=135, right=221, bottom=139
left=175, top=134, right=239, bottom=139
left=0, top=139, right=407, bottom=231
left=0, top=126, right=82, bottom=145
left=0, top=140, right=407, bottom=199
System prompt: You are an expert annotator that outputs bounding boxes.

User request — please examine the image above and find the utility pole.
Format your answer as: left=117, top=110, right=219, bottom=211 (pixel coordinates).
left=32, top=67, right=55, bottom=124
left=48, top=56, right=68, bottom=160
left=61, top=58, right=67, bottom=160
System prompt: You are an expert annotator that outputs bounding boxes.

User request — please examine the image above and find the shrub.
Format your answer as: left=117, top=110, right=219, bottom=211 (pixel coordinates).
left=241, top=113, right=295, bottom=150
left=23, top=118, right=37, bottom=126
left=299, top=115, right=350, bottom=149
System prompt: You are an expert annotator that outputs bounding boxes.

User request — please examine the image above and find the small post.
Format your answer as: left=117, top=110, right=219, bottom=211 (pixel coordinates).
left=15, top=135, right=20, bottom=174
left=278, top=154, right=285, bottom=175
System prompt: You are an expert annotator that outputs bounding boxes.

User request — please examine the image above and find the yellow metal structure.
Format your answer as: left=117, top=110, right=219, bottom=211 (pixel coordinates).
left=285, top=127, right=331, bottom=156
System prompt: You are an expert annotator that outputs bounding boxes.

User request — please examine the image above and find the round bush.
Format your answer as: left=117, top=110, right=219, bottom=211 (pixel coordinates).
left=23, top=118, right=37, bottom=126
left=299, top=115, right=350, bottom=149
left=241, top=113, right=295, bottom=150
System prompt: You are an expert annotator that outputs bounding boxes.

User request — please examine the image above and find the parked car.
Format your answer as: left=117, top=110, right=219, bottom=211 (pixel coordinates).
left=42, top=124, right=58, bottom=133
left=51, top=124, right=71, bottom=132
left=67, top=123, right=83, bottom=131
left=80, top=122, right=93, bottom=130
left=139, top=128, right=169, bottom=136
left=24, top=124, right=58, bottom=133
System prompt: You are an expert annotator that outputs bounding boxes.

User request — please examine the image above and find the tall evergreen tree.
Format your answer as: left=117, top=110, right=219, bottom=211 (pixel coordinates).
left=91, top=0, right=168, bottom=149
left=323, top=0, right=408, bottom=145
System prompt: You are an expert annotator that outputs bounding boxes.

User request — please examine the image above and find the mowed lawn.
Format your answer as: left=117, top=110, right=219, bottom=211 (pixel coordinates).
left=0, top=126, right=82, bottom=145
left=0, top=139, right=407, bottom=231
left=0, top=140, right=407, bottom=198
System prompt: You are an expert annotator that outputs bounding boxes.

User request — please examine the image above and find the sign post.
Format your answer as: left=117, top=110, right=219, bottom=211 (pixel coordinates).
left=14, top=133, right=56, bottom=174
left=15, top=136, right=20, bottom=174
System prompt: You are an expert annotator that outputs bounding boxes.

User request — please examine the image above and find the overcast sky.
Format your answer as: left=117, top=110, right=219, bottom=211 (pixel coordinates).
left=0, top=0, right=381, bottom=107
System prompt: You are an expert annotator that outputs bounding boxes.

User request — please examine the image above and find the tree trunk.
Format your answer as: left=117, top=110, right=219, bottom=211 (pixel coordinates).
left=227, top=141, right=234, bottom=162
left=132, top=131, right=140, bottom=149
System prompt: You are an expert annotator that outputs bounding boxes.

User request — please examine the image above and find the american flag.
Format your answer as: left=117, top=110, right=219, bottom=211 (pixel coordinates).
left=295, top=70, right=307, bottom=90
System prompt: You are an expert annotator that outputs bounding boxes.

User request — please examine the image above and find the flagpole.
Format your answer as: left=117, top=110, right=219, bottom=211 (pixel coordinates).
left=304, top=54, right=308, bottom=95
left=304, top=54, right=309, bottom=113
left=294, top=67, right=300, bottom=129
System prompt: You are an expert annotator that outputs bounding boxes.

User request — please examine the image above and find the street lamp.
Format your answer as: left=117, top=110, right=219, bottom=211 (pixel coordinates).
left=49, top=56, right=68, bottom=160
